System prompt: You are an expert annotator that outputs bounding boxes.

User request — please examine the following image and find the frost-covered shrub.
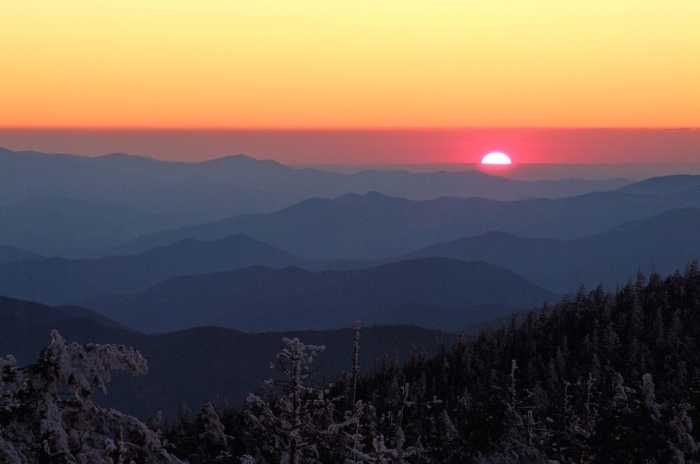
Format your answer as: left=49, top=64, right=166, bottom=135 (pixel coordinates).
left=0, top=330, right=182, bottom=463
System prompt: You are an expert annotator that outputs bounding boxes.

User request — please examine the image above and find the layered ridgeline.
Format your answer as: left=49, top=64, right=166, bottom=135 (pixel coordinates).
left=0, top=147, right=631, bottom=212
left=0, top=234, right=309, bottom=305
left=401, top=207, right=700, bottom=293
left=0, top=197, right=200, bottom=259
left=0, top=243, right=42, bottom=264
left=115, top=177, right=700, bottom=260
left=4, top=207, right=700, bottom=306
left=0, top=147, right=632, bottom=257
left=0, top=295, right=455, bottom=420
left=4, top=145, right=700, bottom=261
left=77, top=258, right=554, bottom=333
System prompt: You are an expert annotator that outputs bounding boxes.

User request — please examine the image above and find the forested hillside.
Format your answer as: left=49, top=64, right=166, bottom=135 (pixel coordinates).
left=164, top=262, right=700, bottom=463
left=4, top=263, right=700, bottom=462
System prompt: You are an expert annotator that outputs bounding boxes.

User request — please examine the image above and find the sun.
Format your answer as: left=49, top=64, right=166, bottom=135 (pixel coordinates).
left=481, top=152, right=512, bottom=165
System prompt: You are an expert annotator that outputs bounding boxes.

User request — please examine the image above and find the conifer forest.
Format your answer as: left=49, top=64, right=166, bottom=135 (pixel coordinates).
left=4, top=263, right=700, bottom=463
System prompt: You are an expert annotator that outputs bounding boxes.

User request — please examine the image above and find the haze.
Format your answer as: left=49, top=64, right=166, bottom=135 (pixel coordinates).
left=1, top=129, right=700, bottom=170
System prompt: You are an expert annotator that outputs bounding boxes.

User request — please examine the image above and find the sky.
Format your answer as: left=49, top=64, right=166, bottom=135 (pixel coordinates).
left=1, top=1, right=699, bottom=164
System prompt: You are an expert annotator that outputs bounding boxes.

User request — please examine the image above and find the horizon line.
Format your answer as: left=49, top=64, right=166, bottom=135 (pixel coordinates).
left=2, top=146, right=699, bottom=166
left=1, top=126, right=699, bottom=132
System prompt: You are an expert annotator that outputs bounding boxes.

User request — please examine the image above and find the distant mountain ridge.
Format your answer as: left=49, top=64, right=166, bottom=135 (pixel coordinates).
left=5, top=206, right=700, bottom=306
left=401, top=207, right=700, bottom=293
left=615, top=174, right=700, bottom=195
left=0, top=147, right=632, bottom=211
left=0, top=234, right=307, bottom=305
left=78, top=257, right=556, bottom=333
left=0, top=295, right=136, bottom=365
left=114, top=181, right=700, bottom=259
left=0, top=147, right=633, bottom=256
left=0, top=196, right=199, bottom=258
left=0, top=244, right=42, bottom=264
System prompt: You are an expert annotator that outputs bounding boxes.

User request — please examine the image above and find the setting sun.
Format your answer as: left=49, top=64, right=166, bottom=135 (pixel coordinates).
left=481, top=152, right=512, bottom=165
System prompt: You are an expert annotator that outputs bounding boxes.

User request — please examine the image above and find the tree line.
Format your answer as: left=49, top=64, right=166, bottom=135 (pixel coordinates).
left=4, top=262, right=700, bottom=462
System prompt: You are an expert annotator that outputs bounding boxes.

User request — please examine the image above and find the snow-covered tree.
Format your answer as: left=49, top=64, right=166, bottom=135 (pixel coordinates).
left=245, top=337, right=337, bottom=464
left=0, top=330, right=182, bottom=463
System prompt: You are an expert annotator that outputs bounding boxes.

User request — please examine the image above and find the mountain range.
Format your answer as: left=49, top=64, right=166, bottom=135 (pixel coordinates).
left=0, top=234, right=307, bottom=305
left=4, top=206, right=700, bottom=306
left=0, top=243, right=42, bottom=264
left=0, top=196, right=198, bottom=258
left=402, top=207, right=700, bottom=293
left=0, top=147, right=633, bottom=257
left=4, top=147, right=700, bottom=262
left=76, top=258, right=554, bottom=333
left=0, top=147, right=631, bottom=212
left=4, top=149, right=700, bottom=424
left=114, top=178, right=700, bottom=260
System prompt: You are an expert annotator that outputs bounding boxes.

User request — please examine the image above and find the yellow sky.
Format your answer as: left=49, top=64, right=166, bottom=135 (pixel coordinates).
left=2, top=1, right=699, bottom=128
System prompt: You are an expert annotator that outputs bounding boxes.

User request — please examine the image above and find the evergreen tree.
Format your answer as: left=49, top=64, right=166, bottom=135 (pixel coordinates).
left=0, top=330, right=181, bottom=463
left=245, top=337, right=337, bottom=464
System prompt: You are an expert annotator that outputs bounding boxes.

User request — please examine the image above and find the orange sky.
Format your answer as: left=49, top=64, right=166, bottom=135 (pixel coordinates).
left=2, top=1, right=700, bottom=129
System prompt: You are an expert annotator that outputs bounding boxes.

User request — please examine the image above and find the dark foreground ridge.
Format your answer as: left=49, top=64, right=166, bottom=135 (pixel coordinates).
left=4, top=263, right=700, bottom=462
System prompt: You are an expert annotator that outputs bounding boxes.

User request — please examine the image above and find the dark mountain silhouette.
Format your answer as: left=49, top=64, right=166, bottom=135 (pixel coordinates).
left=0, top=234, right=308, bottom=305
left=366, top=302, right=522, bottom=333
left=114, top=180, right=700, bottom=259
left=77, top=258, right=556, bottom=333
left=401, top=207, right=700, bottom=293
left=0, top=296, right=136, bottom=364
left=0, top=244, right=42, bottom=264
left=0, top=295, right=455, bottom=419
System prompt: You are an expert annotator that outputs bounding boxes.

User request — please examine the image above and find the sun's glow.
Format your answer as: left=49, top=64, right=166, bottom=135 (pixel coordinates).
left=482, top=152, right=512, bottom=165
left=2, top=2, right=700, bottom=128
